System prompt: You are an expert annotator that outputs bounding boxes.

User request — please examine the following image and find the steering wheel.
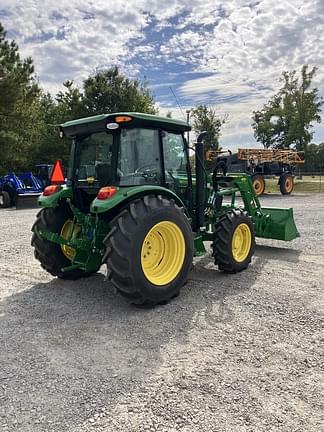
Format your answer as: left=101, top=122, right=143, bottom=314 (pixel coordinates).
left=135, top=163, right=158, bottom=174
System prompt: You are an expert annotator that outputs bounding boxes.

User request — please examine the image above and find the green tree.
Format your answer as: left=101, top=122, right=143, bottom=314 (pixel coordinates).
left=0, top=24, right=157, bottom=173
left=191, top=105, right=227, bottom=151
left=31, top=68, right=158, bottom=169
left=0, top=23, right=41, bottom=172
left=56, top=80, right=86, bottom=120
left=82, top=67, right=157, bottom=115
left=252, top=66, right=323, bottom=151
left=29, top=92, right=72, bottom=167
left=304, top=142, right=324, bottom=173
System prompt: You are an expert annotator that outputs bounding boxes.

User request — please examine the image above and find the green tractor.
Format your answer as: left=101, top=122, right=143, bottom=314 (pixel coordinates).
left=31, top=113, right=299, bottom=306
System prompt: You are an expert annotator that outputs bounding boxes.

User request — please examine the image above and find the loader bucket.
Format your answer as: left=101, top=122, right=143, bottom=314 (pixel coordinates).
left=15, top=192, right=41, bottom=209
left=258, top=207, right=299, bottom=241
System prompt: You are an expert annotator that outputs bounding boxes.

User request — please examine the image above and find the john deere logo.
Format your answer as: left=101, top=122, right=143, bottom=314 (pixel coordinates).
left=107, top=123, right=119, bottom=130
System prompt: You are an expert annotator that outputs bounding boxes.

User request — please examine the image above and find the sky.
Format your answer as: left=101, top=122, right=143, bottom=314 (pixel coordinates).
left=1, top=0, right=323, bottom=150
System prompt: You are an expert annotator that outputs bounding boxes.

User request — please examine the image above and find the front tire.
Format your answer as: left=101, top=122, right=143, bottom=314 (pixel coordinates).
left=103, top=195, right=193, bottom=306
left=212, top=209, right=255, bottom=273
left=31, top=204, right=96, bottom=279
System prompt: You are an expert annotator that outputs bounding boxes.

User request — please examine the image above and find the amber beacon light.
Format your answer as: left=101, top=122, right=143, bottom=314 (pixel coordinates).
left=115, top=116, right=132, bottom=123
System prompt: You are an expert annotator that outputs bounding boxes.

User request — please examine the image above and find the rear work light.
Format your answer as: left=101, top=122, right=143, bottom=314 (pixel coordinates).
left=43, top=185, right=61, bottom=196
left=97, top=186, right=118, bottom=200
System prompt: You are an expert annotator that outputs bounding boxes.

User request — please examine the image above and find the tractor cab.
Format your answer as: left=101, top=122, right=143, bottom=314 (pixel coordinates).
left=60, top=113, right=192, bottom=213
left=35, top=164, right=54, bottom=188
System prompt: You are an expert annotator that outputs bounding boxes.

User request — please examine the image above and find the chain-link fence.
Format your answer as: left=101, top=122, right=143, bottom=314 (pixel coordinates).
left=292, top=168, right=323, bottom=193
left=267, top=170, right=323, bottom=193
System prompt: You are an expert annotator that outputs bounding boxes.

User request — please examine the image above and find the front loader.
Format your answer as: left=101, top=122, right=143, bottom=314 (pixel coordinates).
left=31, top=113, right=299, bottom=306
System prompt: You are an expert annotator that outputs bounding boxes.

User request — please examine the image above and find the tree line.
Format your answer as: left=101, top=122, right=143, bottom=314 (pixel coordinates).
left=0, top=22, right=323, bottom=175
left=0, top=23, right=157, bottom=174
left=252, top=65, right=323, bottom=170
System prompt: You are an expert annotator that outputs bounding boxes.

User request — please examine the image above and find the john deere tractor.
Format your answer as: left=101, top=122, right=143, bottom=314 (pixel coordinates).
left=31, top=113, right=299, bottom=306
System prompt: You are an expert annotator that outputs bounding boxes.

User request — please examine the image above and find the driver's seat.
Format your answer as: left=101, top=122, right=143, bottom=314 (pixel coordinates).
left=96, top=163, right=113, bottom=187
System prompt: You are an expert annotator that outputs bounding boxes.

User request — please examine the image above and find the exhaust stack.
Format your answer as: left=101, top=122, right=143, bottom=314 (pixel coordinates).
left=195, top=131, right=207, bottom=230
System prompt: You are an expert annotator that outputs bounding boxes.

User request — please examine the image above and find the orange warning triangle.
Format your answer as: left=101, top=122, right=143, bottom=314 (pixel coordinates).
left=50, top=160, right=65, bottom=184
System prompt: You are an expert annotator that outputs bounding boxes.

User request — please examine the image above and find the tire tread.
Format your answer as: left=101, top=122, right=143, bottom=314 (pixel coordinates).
left=103, top=195, right=193, bottom=305
left=212, top=209, right=255, bottom=273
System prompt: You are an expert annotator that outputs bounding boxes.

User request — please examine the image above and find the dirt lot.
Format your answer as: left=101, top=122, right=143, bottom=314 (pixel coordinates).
left=0, top=194, right=323, bottom=432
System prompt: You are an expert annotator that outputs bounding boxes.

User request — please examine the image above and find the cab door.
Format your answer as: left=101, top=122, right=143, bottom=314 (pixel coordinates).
left=161, top=131, right=192, bottom=211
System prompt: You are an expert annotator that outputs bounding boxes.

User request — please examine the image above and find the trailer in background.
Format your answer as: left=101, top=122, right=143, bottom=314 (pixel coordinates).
left=214, top=149, right=305, bottom=196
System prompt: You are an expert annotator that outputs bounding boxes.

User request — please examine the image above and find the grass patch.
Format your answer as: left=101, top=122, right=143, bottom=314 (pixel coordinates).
left=264, top=177, right=324, bottom=194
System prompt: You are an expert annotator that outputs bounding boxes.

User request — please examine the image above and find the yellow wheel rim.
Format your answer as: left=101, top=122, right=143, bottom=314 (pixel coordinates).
left=232, top=223, right=252, bottom=262
left=141, top=221, right=185, bottom=286
left=285, top=176, right=293, bottom=193
left=60, top=220, right=80, bottom=260
left=253, top=178, right=264, bottom=196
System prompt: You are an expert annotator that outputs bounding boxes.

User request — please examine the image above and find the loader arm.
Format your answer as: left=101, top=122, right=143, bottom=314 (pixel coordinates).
left=208, top=174, right=299, bottom=241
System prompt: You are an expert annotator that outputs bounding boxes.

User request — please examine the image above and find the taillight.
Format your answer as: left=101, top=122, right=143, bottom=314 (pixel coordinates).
left=97, top=186, right=117, bottom=200
left=43, top=185, right=61, bottom=196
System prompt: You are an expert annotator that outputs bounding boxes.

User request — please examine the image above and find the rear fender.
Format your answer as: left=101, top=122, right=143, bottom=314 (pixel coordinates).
left=90, top=185, right=186, bottom=214
left=38, top=186, right=73, bottom=208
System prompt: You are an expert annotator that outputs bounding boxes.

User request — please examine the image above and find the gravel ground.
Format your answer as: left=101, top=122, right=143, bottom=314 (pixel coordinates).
left=0, top=194, right=323, bottom=432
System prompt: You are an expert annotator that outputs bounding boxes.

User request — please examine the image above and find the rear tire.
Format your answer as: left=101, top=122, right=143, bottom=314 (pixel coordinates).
left=252, top=174, right=265, bottom=196
left=103, top=195, right=193, bottom=306
left=212, top=209, right=255, bottom=273
left=0, top=191, right=11, bottom=208
left=31, top=204, right=97, bottom=279
left=279, top=173, right=294, bottom=195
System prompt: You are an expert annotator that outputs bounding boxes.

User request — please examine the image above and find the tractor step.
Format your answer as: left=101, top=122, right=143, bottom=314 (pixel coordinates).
left=61, top=264, right=85, bottom=273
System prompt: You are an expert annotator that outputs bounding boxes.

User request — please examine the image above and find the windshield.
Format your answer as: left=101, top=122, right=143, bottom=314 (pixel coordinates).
left=118, top=128, right=162, bottom=185
left=75, top=128, right=162, bottom=186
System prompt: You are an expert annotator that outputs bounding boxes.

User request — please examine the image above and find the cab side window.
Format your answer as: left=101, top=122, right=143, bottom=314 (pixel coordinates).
left=162, top=132, right=188, bottom=183
left=162, top=132, right=190, bottom=207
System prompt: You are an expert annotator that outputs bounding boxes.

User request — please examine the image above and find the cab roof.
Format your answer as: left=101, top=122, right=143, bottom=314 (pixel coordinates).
left=60, top=112, right=191, bottom=137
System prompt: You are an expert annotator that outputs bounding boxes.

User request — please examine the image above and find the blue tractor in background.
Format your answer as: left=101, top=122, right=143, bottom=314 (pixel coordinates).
left=33, top=164, right=53, bottom=189
left=0, top=164, right=53, bottom=208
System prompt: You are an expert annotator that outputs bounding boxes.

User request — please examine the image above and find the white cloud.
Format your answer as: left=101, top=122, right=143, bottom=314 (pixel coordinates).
left=1, top=1, right=150, bottom=88
left=169, top=0, right=324, bottom=145
left=1, top=0, right=323, bottom=144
